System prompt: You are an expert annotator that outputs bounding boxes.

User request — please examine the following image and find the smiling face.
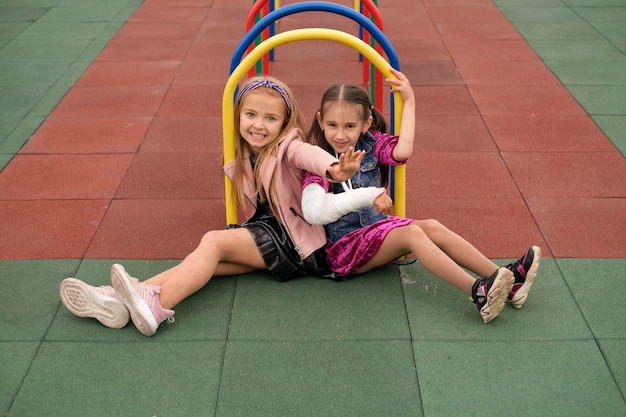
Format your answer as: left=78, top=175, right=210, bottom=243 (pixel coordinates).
left=317, top=100, right=372, bottom=154
left=238, top=89, right=287, bottom=155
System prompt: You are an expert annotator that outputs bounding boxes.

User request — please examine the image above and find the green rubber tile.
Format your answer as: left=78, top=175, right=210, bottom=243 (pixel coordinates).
left=498, top=6, right=582, bottom=22
left=494, top=0, right=564, bottom=6
left=527, top=39, right=626, bottom=60
left=0, top=116, right=44, bottom=153
left=562, top=0, right=626, bottom=5
left=8, top=341, right=223, bottom=417
left=0, top=153, right=13, bottom=171
left=544, top=60, right=626, bottom=85
left=614, top=40, right=626, bottom=54
left=414, top=340, right=626, bottom=417
left=599, top=339, right=626, bottom=397
left=573, top=6, right=626, bottom=22
left=15, top=22, right=108, bottom=40
left=592, top=115, right=626, bottom=155
left=0, top=259, right=80, bottom=341
left=401, top=258, right=593, bottom=341
left=0, top=22, right=29, bottom=39
left=510, top=21, right=605, bottom=40
left=228, top=267, right=411, bottom=341
left=0, top=342, right=39, bottom=415
left=218, top=340, right=421, bottom=417
left=0, top=7, right=49, bottom=22
left=0, top=61, right=68, bottom=86
left=37, top=6, right=126, bottom=22
left=0, top=117, right=20, bottom=140
left=48, top=259, right=235, bottom=342
left=568, top=85, right=626, bottom=115
left=28, top=84, right=71, bottom=117
left=0, top=0, right=58, bottom=6
left=0, top=39, right=90, bottom=62
left=558, top=258, right=626, bottom=339
left=0, top=86, right=47, bottom=117
left=592, top=21, right=626, bottom=40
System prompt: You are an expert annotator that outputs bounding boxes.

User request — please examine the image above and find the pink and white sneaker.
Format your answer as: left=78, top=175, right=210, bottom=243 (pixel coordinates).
left=110, top=264, right=174, bottom=337
left=505, top=246, right=541, bottom=309
left=59, top=278, right=129, bottom=328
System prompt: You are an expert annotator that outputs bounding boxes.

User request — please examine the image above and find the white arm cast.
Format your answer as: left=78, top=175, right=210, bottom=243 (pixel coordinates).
left=302, top=183, right=386, bottom=225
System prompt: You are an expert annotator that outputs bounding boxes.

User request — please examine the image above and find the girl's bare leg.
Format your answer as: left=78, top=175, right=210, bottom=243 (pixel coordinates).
left=145, top=228, right=266, bottom=309
left=413, top=219, right=498, bottom=278
left=356, top=224, right=476, bottom=295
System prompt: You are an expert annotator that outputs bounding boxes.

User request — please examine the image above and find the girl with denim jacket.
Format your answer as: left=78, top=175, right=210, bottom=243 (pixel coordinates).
left=59, top=77, right=364, bottom=336
left=302, top=69, right=541, bottom=323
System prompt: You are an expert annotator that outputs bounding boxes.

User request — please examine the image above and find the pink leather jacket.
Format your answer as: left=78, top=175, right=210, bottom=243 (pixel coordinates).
left=222, top=128, right=338, bottom=259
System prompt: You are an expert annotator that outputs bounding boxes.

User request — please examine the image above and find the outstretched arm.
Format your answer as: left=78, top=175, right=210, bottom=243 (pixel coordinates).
left=325, top=146, right=365, bottom=183
left=302, top=183, right=386, bottom=225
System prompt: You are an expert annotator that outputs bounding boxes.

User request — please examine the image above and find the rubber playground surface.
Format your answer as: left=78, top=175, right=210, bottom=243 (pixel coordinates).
left=0, top=0, right=625, bottom=416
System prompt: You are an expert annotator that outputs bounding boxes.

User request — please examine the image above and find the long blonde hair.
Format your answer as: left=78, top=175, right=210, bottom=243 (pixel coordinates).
left=231, top=77, right=306, bottom=210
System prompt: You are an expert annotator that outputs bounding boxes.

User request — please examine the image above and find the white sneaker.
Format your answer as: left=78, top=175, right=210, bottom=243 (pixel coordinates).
left=110, top=264, right=174, bottom=337
left=60, top=278, right=129, bottom=328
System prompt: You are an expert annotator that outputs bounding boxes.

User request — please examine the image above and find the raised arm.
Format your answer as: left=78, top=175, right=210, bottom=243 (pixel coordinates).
left=386, top=68, right=415, bottom=162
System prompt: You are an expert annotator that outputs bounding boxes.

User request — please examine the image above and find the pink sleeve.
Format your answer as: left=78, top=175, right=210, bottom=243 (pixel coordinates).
left=301, top=170, right=329, bottom=191
left=372, top=130, right=407, bottom=166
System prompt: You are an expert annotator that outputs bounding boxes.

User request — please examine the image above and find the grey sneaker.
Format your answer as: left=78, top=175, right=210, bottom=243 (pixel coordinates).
left=505, top=246, right=541, bottom=309
left=60, top=278, right=129, bottom=328
left=471, top=268, right=514, bottom=324
left=110, top=264, right=174, bottom=337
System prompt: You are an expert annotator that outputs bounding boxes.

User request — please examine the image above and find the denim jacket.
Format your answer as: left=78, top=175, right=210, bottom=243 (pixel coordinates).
left=324, top=132, right=387, bottom=243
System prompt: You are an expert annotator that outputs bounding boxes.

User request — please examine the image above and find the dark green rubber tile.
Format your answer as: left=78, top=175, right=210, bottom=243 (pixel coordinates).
left=573, top=6, right=626, bottom=22
left=498, top=6, right=582, bottom=22
left=528, top=39, right=626, bottom=60
left=38, top=6, right=126, bottom=22
left=0, top=7, right=49, bottom=22
left=568, top=85, right=626, bottom=115
left=510, top=21, right=606, bottom=40
left=15, top=22, right=108, bottom=40
left=0, top=22, right=29, bottom=39
left=0, top=153, right=13, bottom=171
left=0, top=116, right=45, bottom=153
left=0, top=61, right=68, bottom=86
left=48, top=259, right=235, bottom=342
left=545, top=60, right=626, bottom=85
left=592, top=21, right=626, bottom=40
left=592, top=115, right=626, bottom=156
left=228, top=267, right=411, bottom=341
left=558, top=258, right=626, bottom=338
left=218, top=340, right=422, bottom=417
left=0, top=39, right=91, bottom=62
left=0, top=117, right=20, bottom=141
left=8, top=341, right=223, bottom=417
left=0, top=86, right=47, bottom=117
left=414, top=340, right=626, bottom=417
left=401, top=258, right=592, bottom=341
left=0, top=259, right=80, bottom=341
left=598, top=339, right=626, bottom=397
left=0, top=342, right=39, bottom=414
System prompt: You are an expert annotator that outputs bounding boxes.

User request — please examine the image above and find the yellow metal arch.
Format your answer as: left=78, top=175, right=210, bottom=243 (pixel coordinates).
left=222, top=28, right=405, bottom=225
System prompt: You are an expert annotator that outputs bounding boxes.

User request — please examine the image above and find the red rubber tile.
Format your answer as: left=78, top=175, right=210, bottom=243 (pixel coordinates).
left=115, top=22, right=202, bottom=40
left=85, top=198, right=223, bottom=259
left=270, top=60, right=362, bottom=87
left=76, top=61, right=180, bottom=87
left=50, top=86, right=167, bottom=118
left=404, top=196, right=548, bottom=259
left=0, top=200, right=109, bottom=260
left=415, top=116, right=497, bottom=152
left=456, top=60, right=561, bottom=86
left=445, top=39, right=540, bottom=62
left=414, top=86, right=479, bottom=116
left=400, top=61, right=463, bottom=86
left=406, top=152, right=519, bottom=198
left=428, top=5, right=510, bottom=23
left=96, top=39, right=191, bottom=61
left=436, top=20, right=523, bottom=40
left=157, top=85, right=224, bottom=117
left=173, top=59, right=231, bottom=86
left=0, top=154, right=133, bottom=200
left=391, top=39, right=452, bottom=61
left=20, top=117, right=151, bottom=154
left=467, top=85, right=587, bottom=116
left=115, top=152, right=222, bottom=199
left=128, top=6, right=210, bottom=22
left=527, top=197, right=626, bottom=258
left=502, top=152, right=626, bottom=198
left=140, top=116, right=220, bottom=153
left=484, top=115, right=618, bottom=152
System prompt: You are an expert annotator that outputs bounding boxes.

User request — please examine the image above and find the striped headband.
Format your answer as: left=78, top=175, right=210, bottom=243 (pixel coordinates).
left=238, top=79, right=292, bottom=117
